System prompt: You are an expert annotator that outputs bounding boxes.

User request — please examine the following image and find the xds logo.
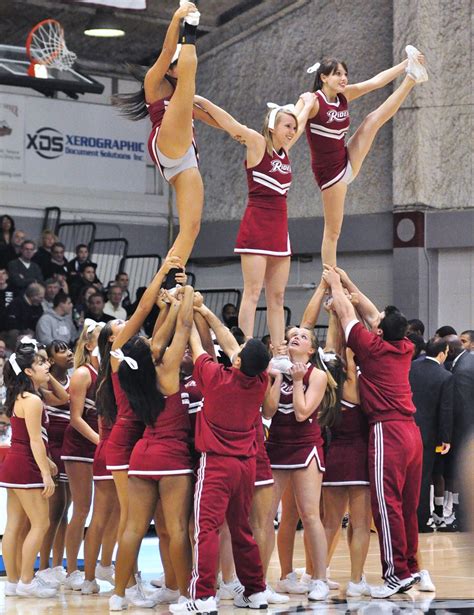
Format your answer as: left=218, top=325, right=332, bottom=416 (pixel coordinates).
left=26, top=127, right=64, bottom=159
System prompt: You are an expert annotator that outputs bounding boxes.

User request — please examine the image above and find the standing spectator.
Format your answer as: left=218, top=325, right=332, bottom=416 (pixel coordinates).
left=7, top=240, right=43, bottom=294
left=0, top=229, right=26, bottom=269
left=460, top=330, right=474, bottom=353
left=0, top=215, right=15, bottom=249
left=69, top=263, right=101, bottom=304
left=42, top=278, right=61, bottom=314
left=36, top=293, right=77, bottom=346
left=84, top=293, right=113, bottom=324
left=113, top=272, right=131, bottom=312
left=222, top=303, right=239, bottom=329
left=0, top=268, right=14, bottom=334
left=5, top=282, right=45, bottom=347
left=67, top=244, right=95, bottom=281
left=103, top=284, right=127, bottom=321
left=32, top=229, right=58, bottom=277
left=407, top=333, right=426, bottom=361
left=44, top=242, right=69, bottom=280
left=409, top=338, right=452, bottom=531
left=407, top=319, right=425, bottom=338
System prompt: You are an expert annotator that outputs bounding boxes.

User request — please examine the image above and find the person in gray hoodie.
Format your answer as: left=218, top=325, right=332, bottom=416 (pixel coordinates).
left=36, top=292, right=77, bottom=346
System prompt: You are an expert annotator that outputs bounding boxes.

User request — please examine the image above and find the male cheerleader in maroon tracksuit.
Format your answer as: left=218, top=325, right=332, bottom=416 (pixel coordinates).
left=323, top=266, right=423, bottom=598
left=170, top=303, right=270, bottom=614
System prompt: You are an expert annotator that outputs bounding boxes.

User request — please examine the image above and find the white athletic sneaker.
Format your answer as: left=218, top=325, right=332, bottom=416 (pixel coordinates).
left=82, top=579, right=100, bottom=595
left=405, top=45, right=428, bottom=83
left=308, top=579, right=330, bottom=601
left=170, top=596, right=218, bottom=614
left=275, top=571, right=309, bottom=594
left=264, top=584, right=289, bottom=604
left=5, top=581, right=18, bottom=596
left=270, top=355, right=293, bottom=375
left=125, top=576, right=156, bottom=608
left=346, top=575, right=371, bottom=597
left=300, top=572, right=311, bottom=585
left=370, top=576, right=414, bottom=598
left=64, top=570, right=84, bottom=590
left=150, top=572, right=165, bottom=588
left=149, top=586, right=180, bottom=604
left=95, top=563, right=115, bottom=585
left=417, top=570, right=436, bottom=592
left=50, top=565, right=67, bottom=584
left=234, top=590, right=268, bottom=609
left=35, top=568, right=61, bottom=589
left=218, top=577, right=244, bottom=600
left=109, top=594, right=129, bottom=611
left=326, top=567, right=340, bottom=590
left=16, top=577, right=57, bottom=598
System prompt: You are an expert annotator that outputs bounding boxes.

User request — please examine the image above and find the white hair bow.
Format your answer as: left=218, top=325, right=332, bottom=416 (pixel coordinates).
left=266, top=102, right=296, bottom=130
left=110, top=348, right=138, bottom=370
left=20, top=336, right=39, bottom=351
left=91, top=346, right=101, bottom=361
left=317, top=346, right=329, bottom=371
left=84, top=319, right=106, bottom=334
left=307, top=61, right=320, bottom=74
left=8, top=353, right=22, bottom=376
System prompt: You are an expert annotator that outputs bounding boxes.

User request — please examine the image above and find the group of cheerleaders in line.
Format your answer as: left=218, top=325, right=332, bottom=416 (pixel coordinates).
left=0, top=0, right=429, bottom=605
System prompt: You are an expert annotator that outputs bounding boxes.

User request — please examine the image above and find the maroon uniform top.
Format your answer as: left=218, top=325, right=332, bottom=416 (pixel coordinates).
left=330, top=400, right=368, bottom=442
left=111, top=371, right=140, bottom=423
left=98, top=416, right=113, bottom=442
left=267, top=365, right=323, bottom=448
left=142, top=390, right=191, bottom=441
left=346, top=321, right=416, bottom=424
left=45, top=376, right=70, bottom=426
left=10, top=404, right=49, bottom=448
left=305, top=90, right=350, bottom=172
left=246, top=149, right=292, bottom=211
left=193, top=353, right=269, bottom=457
left=82, top=364, right=98, bottom=432
left=181, top=373, right=203, bottom=437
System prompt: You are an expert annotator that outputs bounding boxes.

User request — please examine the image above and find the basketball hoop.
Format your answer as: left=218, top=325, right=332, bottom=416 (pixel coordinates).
left=26, top=19, right=77, bottom=76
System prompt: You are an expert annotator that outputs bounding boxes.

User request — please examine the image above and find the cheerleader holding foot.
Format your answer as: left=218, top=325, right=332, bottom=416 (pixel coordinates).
left=298, top=46, right=428, bottom=266
left=0, top=340, right=57, bottom=598
left=112, top=2, right=217, bottom=289
left=193, top=93, right=315, bottom=372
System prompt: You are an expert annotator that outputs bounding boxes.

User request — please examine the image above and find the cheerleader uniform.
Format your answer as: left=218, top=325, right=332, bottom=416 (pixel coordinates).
left=147, top=93, right=199, bottom=182
left=128, top=390, right=193, bottom=480
left=255, top=417, right=273, bottom=487
left=235, top=148, right=292, bottom=257
left=322, top=400, right=369, bottom=486
left=182, top=373, right=203, bottom=467
left=61, top=365, right=98, bottom=463
left=305, top=90, right=353, bottom=191
left=0, top=403, right=50, bottom=488
left=266, top=365, right=325, bottom=471
left=105, top=372, right=145, bottom=471
left=93, top=417, right=114, bottom=481
left=46, top=377, right=70, bottom=483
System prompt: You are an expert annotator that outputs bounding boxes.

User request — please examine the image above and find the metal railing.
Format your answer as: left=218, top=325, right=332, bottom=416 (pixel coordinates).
left=199, top=288, right=242, bottom=320
left=254, top=306, right=292, bottom=339
left=57, top=222, right=96, bottom=261
left=119, top=254, right=161, bottom=303
left=90, top=238, right=128, bottom=287
left=42, top=207, right=61, bottom=234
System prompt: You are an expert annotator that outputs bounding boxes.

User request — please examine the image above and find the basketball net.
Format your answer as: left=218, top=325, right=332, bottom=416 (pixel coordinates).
left=26, top=19, right=77, bottom=76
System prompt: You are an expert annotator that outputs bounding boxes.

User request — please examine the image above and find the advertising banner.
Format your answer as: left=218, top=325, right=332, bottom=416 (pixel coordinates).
left=0, top=94, right=25, bottom=183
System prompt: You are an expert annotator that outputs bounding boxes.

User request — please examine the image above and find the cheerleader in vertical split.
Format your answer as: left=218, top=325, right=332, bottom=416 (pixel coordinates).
left=263, top=327, right=338, bottom=601
left=37, top=340, right=73, bottom=586
left=109, top=286, right=195, bottom=611
left=112, top=2, right=218, bottom=288
left=61, top=321, right=102, bottom=590
left=193, top=93, right=315, bottom=372
left=0, top=340, right=57, bottom=598
left=297, top=46, right=427, bottom=266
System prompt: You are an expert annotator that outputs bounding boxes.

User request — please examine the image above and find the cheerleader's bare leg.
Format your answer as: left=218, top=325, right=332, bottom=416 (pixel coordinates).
left=2, top=490, right=27, bottom=582
left=249, top=483, right=275, bottom=574
left=276, top=482, right=300, bottom=578
left=169, top=168, right=204, bottom=266
left=264, top=256, right=291, bottom=354
left=64, top=460, right=93, bottom=574
left=347, top=486, right=371, bottom=582
left=14, top=489, right=50, bottom=583
left=239, top=255, right=267, bottom=338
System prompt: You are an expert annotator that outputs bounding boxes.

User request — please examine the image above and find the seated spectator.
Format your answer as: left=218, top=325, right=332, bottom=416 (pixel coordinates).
left=5, top=281, right=45, bottom=347
left=113, top=271, right=131, bottom=312
left=84, top=292, right=113, bottom=323
left=222, top=302, right=238, bottom=328
left=0, top=229, right=26, bottom=269
left=103, top=283, right=127, bottom=320
left=36, top=292, right=77, bottom=346
left=0, top=340, right=7, bottom=359
left=67, top=243, right=96, bottom=281
left=43, top=241, right=68, bottom=279
left=460, top=330, right=474, bottom=353
left=7, top=239, right=43, bottom=294
left=407, top=333, right=426, bottom=361
left=261, top=333, right=271, bottom=354
left=0, top=214, right=15, bottom=250
left=32, top=228, right=57, bottom=276
left=69, top=262, right=102, bottom=303
left=42, top=277, right=61, bottom=313
left=407, top=318, right=425, bottom=338
left=0, top=268, right=14, bottom=331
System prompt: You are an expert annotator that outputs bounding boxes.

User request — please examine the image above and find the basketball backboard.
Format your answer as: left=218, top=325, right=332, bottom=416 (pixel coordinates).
left=0, top=44, right=104, bottom=99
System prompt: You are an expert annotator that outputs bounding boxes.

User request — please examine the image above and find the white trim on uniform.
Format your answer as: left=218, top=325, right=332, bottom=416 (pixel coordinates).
left=128, top=469, right=194, bottom=476
left=322, top=480, right=370, bottom=486
left=255, top=478, right=274, bottom=487
left=106, top=464, right=129, bottom=470
left=320, top=165, right=348, bottom=190
left=190, top=452, right=207, bottom=600
left=344, top=319, right=359, bottom=342
left=93, top=475, right=114, bottom=481
left=0, top=481, right=45, bottom=488
left=235, top=234, right=291, bottom=257
left=318, top=90, right=341, bottom=107
left=61, top=455, right=94, bottom=463
left=270, top=446, right=325, bottom=472
left=252, top=174, right=291, bottom=195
